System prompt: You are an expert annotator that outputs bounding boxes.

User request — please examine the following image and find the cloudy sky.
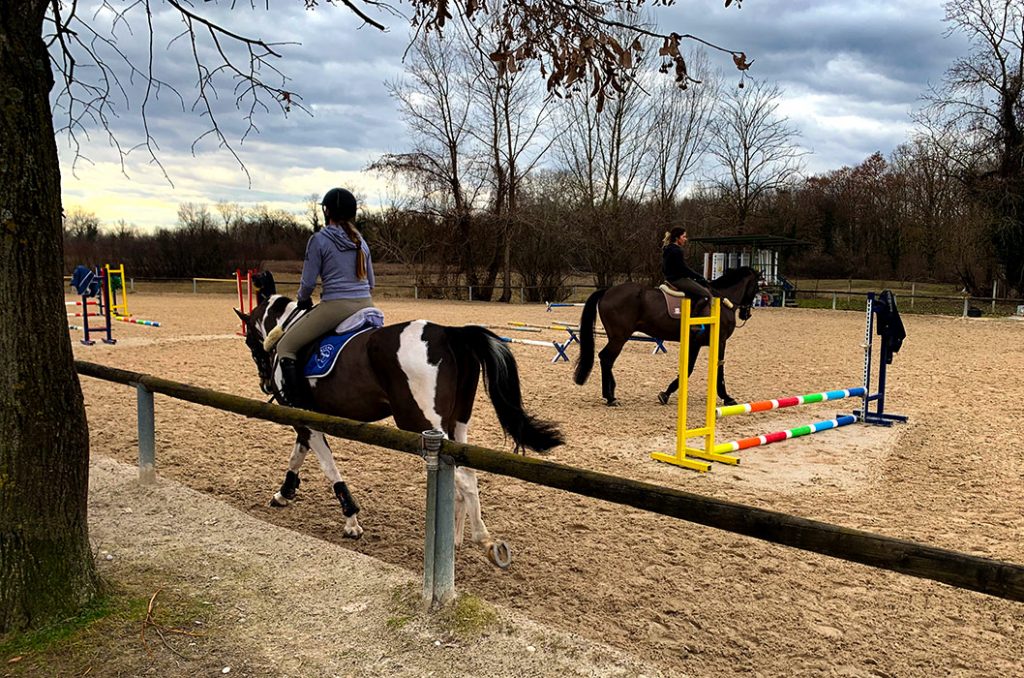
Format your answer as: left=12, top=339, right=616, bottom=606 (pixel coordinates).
left=54, top=0, right=969, bottom=231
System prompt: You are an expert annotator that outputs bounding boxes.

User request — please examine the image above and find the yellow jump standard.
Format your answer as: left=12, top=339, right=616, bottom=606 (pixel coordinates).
left=651, top=298, right=739, bottom=472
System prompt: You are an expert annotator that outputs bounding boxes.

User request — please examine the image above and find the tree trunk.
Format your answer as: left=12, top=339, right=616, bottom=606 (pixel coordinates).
left=0, top=2, right=101, bottom=632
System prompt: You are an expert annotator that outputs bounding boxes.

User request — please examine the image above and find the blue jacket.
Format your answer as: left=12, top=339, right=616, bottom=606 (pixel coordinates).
left=297, top=225, right=375, bottom=302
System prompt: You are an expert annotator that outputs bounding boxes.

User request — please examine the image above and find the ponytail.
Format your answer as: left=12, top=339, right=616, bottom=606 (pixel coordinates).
left=342, top=221, right=368, bottom=280
left=663, top=227, right=686, bottom=247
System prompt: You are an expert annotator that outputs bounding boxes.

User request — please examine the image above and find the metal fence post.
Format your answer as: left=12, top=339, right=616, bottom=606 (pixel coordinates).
left=137, top=384, right=156, bottom=484
left=910, top=283, right=916, bottom=310
left=832, top=291, right=837, bottom=310
left=992, top=280, right=998, bottom=314
left=421, top=429, right=455, bottom=608
left=192, top=279, right=197, bottom=294
left=468, top=286, right=473, bottom=301
left=414, top=285, right=418, bottom=300
left=963, top=296, right=970, bottom=318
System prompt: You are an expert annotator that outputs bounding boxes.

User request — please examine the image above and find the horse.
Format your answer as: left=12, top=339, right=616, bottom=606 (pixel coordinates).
left=235, top=273, right=563, bottom=567
left=573, top=267, right=760, bottom=407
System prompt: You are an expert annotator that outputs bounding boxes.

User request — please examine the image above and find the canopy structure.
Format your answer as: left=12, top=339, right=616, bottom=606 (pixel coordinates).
left=690, top=234, right=812, bottom=286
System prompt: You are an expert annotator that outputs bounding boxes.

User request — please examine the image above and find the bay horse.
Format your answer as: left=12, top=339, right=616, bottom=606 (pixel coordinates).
left=235, top=273, right=562, bottom=567
left=573, top=267, right=760, bottom=406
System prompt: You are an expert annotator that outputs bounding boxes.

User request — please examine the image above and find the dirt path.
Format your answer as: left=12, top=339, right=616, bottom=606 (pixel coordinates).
left=76, top=293, right=1024, bottom=677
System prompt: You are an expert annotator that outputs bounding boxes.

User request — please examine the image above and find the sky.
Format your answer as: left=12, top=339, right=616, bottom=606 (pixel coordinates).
left=54, top=0, right=970, bottom=231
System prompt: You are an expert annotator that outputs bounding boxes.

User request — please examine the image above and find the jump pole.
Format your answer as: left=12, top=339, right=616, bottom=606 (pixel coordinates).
left=652, top=298, right=738, bottom=472
left=497, top=336, right=571, bottom=363
left=713, top=415, right=858, bottom=454
left=717, top=387, right=866, bottom=417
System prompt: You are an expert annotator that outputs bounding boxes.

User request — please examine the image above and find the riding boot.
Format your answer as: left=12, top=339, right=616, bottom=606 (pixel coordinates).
left=279, top=357, right=312, bottom=409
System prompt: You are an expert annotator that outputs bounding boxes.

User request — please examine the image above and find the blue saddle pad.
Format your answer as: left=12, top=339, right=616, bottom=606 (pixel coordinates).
left=303, top=325, right=375, bottom=378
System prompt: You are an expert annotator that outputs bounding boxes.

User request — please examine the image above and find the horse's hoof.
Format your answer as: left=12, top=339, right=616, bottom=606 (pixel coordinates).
left=486, top=541, right=512, bottom=569
left=269, top=492, right=290, bottom=507
left=343, top=526, right=364, bottom=539
left=723, top=398, right=738, bottom=406
left=605, top=399, right=620, bottom=407
left=657, top=392, right=669, bottom=405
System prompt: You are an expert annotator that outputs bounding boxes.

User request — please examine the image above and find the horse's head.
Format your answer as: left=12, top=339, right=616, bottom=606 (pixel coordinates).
left=235, top=294, right=291, bottom=395
left=711, top=266, right=761, bottom=320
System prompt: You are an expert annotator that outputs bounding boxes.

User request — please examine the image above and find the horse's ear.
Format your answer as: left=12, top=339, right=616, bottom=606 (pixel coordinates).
left=234, top=308, right=250, bottom=324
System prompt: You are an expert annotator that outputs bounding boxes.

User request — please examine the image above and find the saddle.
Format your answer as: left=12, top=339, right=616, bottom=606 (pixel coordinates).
left=300, top=307, right=385, bottom=379
left=658, top=282, right=734, bottom=318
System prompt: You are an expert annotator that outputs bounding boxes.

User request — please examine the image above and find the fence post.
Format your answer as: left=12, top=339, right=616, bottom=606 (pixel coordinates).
left=520, top=286, right=525, bottom=304
left=911, top=283, right=915, bottom=310
left=421, top=429, right=455, bottom=609
left=781, top=290, right=787, bottom=308
left=992, top=280, right=998, bottom=314
left=468, top=286, right=473, bottom=302
left=192, top=279, right=197, bottom=294
left=832, top=292, right=837, bottom=311
left=963, top=296, right=970, bottom=318
left=130, top=278, right=134, bottom=292
left=414, top=285, right=418, bottom=300
left=137, top=384, right=156, bottom=485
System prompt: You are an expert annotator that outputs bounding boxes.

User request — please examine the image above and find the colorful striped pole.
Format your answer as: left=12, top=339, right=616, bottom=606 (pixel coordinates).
left=113, top=316, right=160, bottom=327
left=717, top=387, right=866, bottom=417
left=714, top=415, right=857, bottom=454
left=65, top=300, right=100, bottom=307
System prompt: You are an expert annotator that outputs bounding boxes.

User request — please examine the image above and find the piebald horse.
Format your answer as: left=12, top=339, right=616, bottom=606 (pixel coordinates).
left=236, top=274, right=562, bottom=567
left=573, top=267, right=760, bottom=406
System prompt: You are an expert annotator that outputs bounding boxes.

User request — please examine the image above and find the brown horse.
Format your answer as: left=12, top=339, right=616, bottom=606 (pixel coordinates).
left=573, top=267, right=760, bottom=406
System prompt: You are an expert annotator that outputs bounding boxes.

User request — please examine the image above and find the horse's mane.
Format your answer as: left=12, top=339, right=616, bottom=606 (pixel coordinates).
left=711, top=266, right=759, bottom=287
left=253, top=270, right=277, bottom=304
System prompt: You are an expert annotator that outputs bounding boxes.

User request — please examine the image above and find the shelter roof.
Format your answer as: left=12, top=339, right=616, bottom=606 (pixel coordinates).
left=690, top=234, right=812, bottom=250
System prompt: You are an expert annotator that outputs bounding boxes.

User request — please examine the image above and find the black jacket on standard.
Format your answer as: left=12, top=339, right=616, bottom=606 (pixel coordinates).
left=662, top=244, right=707, bottom=285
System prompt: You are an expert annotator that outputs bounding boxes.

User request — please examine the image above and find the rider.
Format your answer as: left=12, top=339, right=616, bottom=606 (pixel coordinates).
left=275, top=187, right=376, bottom=408
left=662, top=226, right=712, bottom=311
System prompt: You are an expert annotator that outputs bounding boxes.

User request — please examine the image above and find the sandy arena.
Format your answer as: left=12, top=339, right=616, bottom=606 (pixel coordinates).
left=72, top=291, right=1024, bottom=677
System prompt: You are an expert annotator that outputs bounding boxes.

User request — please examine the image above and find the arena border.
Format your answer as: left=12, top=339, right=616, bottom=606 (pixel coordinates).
left=75, top=360, right=1024, bottom=605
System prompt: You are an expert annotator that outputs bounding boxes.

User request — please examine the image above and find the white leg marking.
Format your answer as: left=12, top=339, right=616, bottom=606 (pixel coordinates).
left=396, top=320, right=444, bottom=430
left=308, top=430, right=363, bottom=538
left=452, top=421, right=490, bottom=546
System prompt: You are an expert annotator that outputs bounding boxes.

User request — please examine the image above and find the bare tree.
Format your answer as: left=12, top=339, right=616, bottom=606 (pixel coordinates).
left=462, top=22, right=556, bottom=301
left=708, top=78, right=806, bottom=231
left=919, top=0, right=1024, bottom=293
left=2, top=0, right=749, bottom=632
left=645, top=49, right=719, bottom=206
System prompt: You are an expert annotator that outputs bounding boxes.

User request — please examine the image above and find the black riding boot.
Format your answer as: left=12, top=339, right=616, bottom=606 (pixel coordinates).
left=279, top=357, right=312, bottom=409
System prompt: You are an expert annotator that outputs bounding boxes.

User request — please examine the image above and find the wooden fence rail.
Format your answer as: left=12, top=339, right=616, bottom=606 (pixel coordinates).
left=75, top=360, right=1024, bottom=604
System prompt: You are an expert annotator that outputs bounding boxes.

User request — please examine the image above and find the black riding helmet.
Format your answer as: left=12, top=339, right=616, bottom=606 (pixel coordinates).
left=321, top=187, right=357, bottom=223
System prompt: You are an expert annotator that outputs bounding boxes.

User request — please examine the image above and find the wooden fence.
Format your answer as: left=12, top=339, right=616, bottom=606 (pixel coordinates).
left=75, top=360, right=1024, bottom=606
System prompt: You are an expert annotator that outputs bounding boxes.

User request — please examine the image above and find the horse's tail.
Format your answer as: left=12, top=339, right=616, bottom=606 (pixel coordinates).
left=573, top=289, right=606, bottom=386
left=449, top=326, right=564, bottom=453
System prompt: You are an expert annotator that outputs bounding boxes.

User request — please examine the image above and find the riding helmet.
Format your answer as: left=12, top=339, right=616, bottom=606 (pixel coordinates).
left=321, top=187, right=357, bottom=222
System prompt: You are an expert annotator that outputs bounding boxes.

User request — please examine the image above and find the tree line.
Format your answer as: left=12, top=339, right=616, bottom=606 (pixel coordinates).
left=67, top=4, right=1024, bottom=300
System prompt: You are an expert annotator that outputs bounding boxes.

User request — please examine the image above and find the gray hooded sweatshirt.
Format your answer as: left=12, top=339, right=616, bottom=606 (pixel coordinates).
left=297, top=225, right=375, bottom=302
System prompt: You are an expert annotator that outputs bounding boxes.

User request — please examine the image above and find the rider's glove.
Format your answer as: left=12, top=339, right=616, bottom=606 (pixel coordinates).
left=296, top=297, right=314, bottom=311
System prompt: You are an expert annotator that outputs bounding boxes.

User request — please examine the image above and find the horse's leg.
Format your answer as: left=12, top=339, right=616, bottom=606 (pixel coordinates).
left=658, top=378, right=678, bottom=405
left=269, top=427, right=309, bottom=507
left=452, top=423, right=490, bottom=549
left=598, top=338, right=627, bottom=406
left=717, top=343, right=737, bottom=406
left=306, top=429, right=363, bottom=539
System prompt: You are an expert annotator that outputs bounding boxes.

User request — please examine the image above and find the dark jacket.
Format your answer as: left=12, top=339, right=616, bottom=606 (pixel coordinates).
left=662, top=244, right=707, bottom=285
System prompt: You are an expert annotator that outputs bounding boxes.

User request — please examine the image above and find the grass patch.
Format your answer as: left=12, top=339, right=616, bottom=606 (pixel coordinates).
left=1, top=576, right=216, bottom=678
left=436, top=593, right=500, bottom=637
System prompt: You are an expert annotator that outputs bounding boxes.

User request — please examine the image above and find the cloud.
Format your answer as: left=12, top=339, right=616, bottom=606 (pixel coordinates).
left=56, top=0, right=970, bottom=230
